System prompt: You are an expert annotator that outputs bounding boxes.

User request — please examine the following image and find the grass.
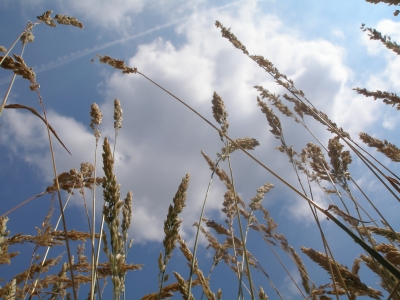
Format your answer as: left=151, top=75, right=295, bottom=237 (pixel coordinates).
left=1, top=2, right=400, bottom=299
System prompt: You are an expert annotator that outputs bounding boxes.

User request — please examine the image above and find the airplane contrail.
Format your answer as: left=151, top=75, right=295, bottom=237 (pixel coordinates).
left=0, top=1, right=244, bottom=86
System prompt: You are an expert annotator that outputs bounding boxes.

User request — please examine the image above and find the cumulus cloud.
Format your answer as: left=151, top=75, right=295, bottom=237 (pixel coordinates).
left=2, top=0, right=371, bottom=243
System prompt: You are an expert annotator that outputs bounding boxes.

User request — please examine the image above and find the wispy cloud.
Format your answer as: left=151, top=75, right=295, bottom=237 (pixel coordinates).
left=0, top=1, right=243, bottom=86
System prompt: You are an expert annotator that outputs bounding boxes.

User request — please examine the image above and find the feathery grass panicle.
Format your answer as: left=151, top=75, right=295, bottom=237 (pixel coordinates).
left=90, top=103, right=103, bottom=140
left=161, top=174, right=190, bottom=260
left=301, top=247, right=382, bottom=298
left=0, top=217, right=19, bottom=266
left=354, top=88, right=400, bottom=110
left=211, top=92, right=229, bottom=141
left=327, top=136, right=352, bottom=182
left=0, top=46, right=6, bottom=52
left=360, top=23, right=400, bottom=55
left=215, top=21, right=249, bottom=55
left=37, top=10, right=56, bottom=27
left=360, top=253, right=397, bottom=294
left=304, top=143, right=332, bottom=182
left=178, top=236, right=216, bottom=300
left=359, top=132, right=400, bottom=162
left=375, top=243, right=400, bottom=266
left=101, top=137, right=126, bottom=297
left=54, top=14, right=84, bottom=28
left=0, top=54, right=37, bottom=89
left=290, top=246, right=312, bottom=295
left=46, top=164, right=103, bottom=194
left=114, top=99, right=123, bottom=132
left=365, top=0, right=400, bottom=5
left=255, top=85, right=298, bottom=122
left=249, top=183, right=274, bottom=211
left=173, top=272, right=195, bottom=300
left=122, top=191, right=133, bottom=244
left=258, top=286, right=268, bottom=300
left=141, top=279, right=202, bottom=300
left=257, top=97, right=283, bottom=140
left=219, top=137, right=260, bottom=160
left=36, top=10, right=84, bottom=29
left=158, top=174, right=190, bottom=297
left=358, top=225, right=400, bottom=242
left=20, top=31, right=34, bottom=45
left=96, top=54, right=138, bottom=74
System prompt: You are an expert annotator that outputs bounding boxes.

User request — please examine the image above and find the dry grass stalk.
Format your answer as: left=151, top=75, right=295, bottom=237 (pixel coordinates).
left=173, top=272, right=195, bottom=300
left=20, top=31, right=34, bottom=45
left=375, top=243, right=400, bottom=266
left=290, top=246, right=311, bottom=295
left=359, top=132, right=400, bottom=162
left=101, top=136, right=133, bottom=298
left=0, top=217, right=19, bottom=265
left=211, top=91, right=229, bottom=141
left=90, top=103, right=103, bottom=141
left=95, top=54, right=137, bottom=74
left=37, top=10, right=83, bottom=29
left=158, top=174, right=190, bottom=297
left=4, top=104, right=71, bottom=154
left=114, top=99, right=123, bottom=133
left=358, top=225, right=400, bottom=242
left=354, top=88, right=400, bottom=110
left=219, top=137, right=260, bottom=160
left=140, top=279, right=202, bottom=300
left=360, top=253, right=398, bottom=294
left=360, top=22, right=400, bottom=55
left=327, top=136, right=352, bottom=182
left=46, top=164, right=102, bottom=194
left=178, top=236, right=215, bottom=300
left=258, top=287, right=268, bottom=300
left=302, top=247, right=382, bottom=298
left=255, top=85, right=299, bottom=122
left=256, top=96, right=283, bottom=140
left=0, top=54, right=37, bottom=90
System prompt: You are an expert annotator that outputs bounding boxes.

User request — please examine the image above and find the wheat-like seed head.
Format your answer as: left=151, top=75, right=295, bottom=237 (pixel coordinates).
left=20, top=31, right=34, bottom=45
left=37, top=10, right=56, bottom=27
left=122, top=191, right=133, bottom=243
left=96, top=55, right=137, bottom=74
left=219, top=137, right=260, bottom=160
left=54, top=14, right=84, bottom=28
left=249, top=183, right=274, bottom=211
left=173, top=272, right=194, bottom=300
left=211, top=92, right=229, bottom=141
left=0, top=54, right=37, bottom=89
left=90, top=103, right=103, bottom=139
left=162, top=174, right=190, bottom=270
left=114, top=98, right=123, bottom=131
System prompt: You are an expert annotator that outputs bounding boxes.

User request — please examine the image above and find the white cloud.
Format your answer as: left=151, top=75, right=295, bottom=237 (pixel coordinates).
left=2, top=0, right=376, bottom=243
left=332, top=29, right=345, bottom=39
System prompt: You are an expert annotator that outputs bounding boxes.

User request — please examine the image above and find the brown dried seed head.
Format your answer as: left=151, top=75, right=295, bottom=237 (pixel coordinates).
left=114, top=99, right=123, bottom=130
left=54, top=14, right=84, bottom=29
left=20, top=31, right=34, bottom=45
left=249, top=183, right=274, bottom=210
left=97, top=54, right=137, bottom=74
left=37, top=10, right=56, bottom=27
left=122, top=191, right=133, bottom=241
left=220, top=137, right=260, bottom=159
left=0, top=46, right=6, bottom=53
left=90, top=103, right=103, bottom=138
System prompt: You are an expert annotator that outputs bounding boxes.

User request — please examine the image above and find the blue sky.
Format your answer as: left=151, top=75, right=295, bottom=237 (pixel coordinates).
left=1, top=0, right=400, bottom=299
